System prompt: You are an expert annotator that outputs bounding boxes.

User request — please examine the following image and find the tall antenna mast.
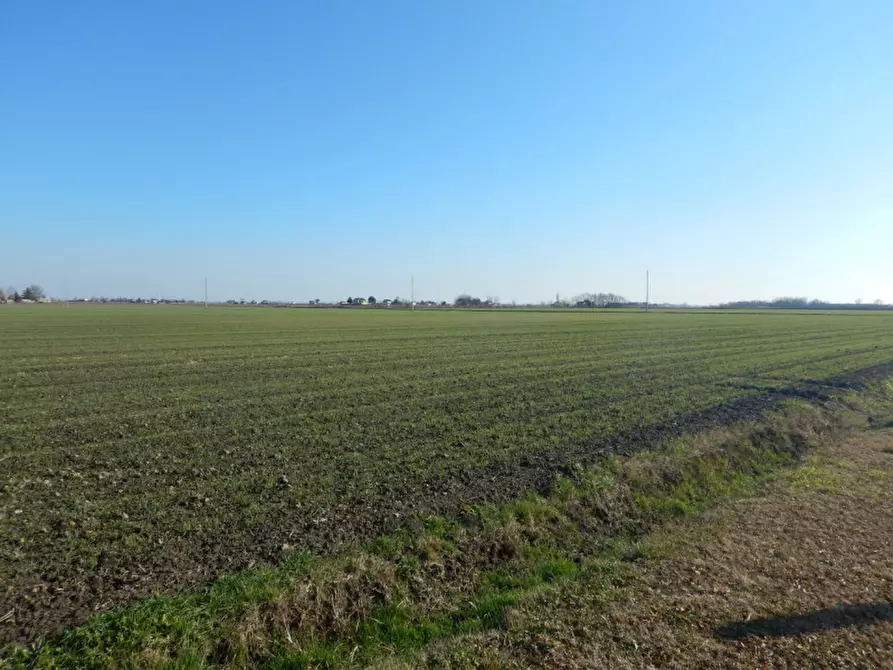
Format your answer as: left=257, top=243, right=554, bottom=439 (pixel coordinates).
left=204, top=277, right=208, bottom=309
left=411, top=275, right=415, bottom=311
left=645, top=270, right=650, bottom=312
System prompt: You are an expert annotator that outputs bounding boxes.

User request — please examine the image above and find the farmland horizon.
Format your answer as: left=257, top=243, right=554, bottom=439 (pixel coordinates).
left=4, top=2, right=893, bottom=665
left=3, top=283, right=891, bottom=311
left=3, top=3, right=892, bottom=308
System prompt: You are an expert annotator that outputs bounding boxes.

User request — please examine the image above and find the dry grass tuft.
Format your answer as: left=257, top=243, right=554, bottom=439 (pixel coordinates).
left=229, top=554, right=396, bottom=662
left=486, top=517, right=523, bottom=564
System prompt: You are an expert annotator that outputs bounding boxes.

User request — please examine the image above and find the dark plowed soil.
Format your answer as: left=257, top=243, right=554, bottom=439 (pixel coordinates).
left=3, top=363, right=891, bottom=648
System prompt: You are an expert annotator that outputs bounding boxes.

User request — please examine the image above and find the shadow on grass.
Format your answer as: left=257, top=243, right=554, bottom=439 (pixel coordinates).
left=715, top=602, right=893, bottom=639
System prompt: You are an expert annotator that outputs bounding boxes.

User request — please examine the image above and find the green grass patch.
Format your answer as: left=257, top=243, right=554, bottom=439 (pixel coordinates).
left=785, top=458, right=850, bottom=493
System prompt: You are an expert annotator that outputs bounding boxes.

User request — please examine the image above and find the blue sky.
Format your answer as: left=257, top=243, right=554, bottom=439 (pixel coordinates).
left=2, top=0, right=892, bottom=304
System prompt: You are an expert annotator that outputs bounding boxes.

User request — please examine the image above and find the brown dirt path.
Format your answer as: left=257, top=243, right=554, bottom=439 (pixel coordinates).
left=411, top=429, right=893, bottom=669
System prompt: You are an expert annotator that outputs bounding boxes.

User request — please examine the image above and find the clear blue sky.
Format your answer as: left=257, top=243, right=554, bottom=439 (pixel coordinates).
left=3, top=1, right=892, bottom=304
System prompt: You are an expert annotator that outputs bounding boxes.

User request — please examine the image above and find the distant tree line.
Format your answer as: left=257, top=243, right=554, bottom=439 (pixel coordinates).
left=453, top=293, right=630, bottom=308
left=0, top=285, right=45, bottom=303
left=339, top=296, right=448, bottom=307
left=454, top=295, right=504, bottom=307
left=571, top=292, right=628, bottom=308
left=454, top=294, right=483, bottom=307
left=716, top=297, right=890, bottom=310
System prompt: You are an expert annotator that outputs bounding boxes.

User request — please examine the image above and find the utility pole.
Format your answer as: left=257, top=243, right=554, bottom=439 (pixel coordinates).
left=411, top=275, right=415, bottom=311
left=204, top=277, right=208, bottom=309
left=645, top=270, right=650, bottom=312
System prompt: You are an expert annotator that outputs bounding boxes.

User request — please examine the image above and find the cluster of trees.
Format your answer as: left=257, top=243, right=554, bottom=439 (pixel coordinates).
left=454, top=295, right=502, bottom=307
left=454, top=294, right=484, bottom=307
left=0, top=285, right=45, bottom=303
left=718, top=297, right=889, bottom=310
left=343, top=296, right=447, bottom=306
left=571, top=292, right=628, bottom=307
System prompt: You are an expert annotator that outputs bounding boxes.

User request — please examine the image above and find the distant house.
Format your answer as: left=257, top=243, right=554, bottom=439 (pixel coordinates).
left=382, top=299, right=392, bottom=306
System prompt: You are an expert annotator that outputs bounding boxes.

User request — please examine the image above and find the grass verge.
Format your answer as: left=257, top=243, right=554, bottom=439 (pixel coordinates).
left=4, top=381, right=891, bottom=669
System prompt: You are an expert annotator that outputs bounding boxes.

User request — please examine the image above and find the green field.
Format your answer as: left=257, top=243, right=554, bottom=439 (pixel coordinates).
left=2, top=305, right=893, bottom=647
